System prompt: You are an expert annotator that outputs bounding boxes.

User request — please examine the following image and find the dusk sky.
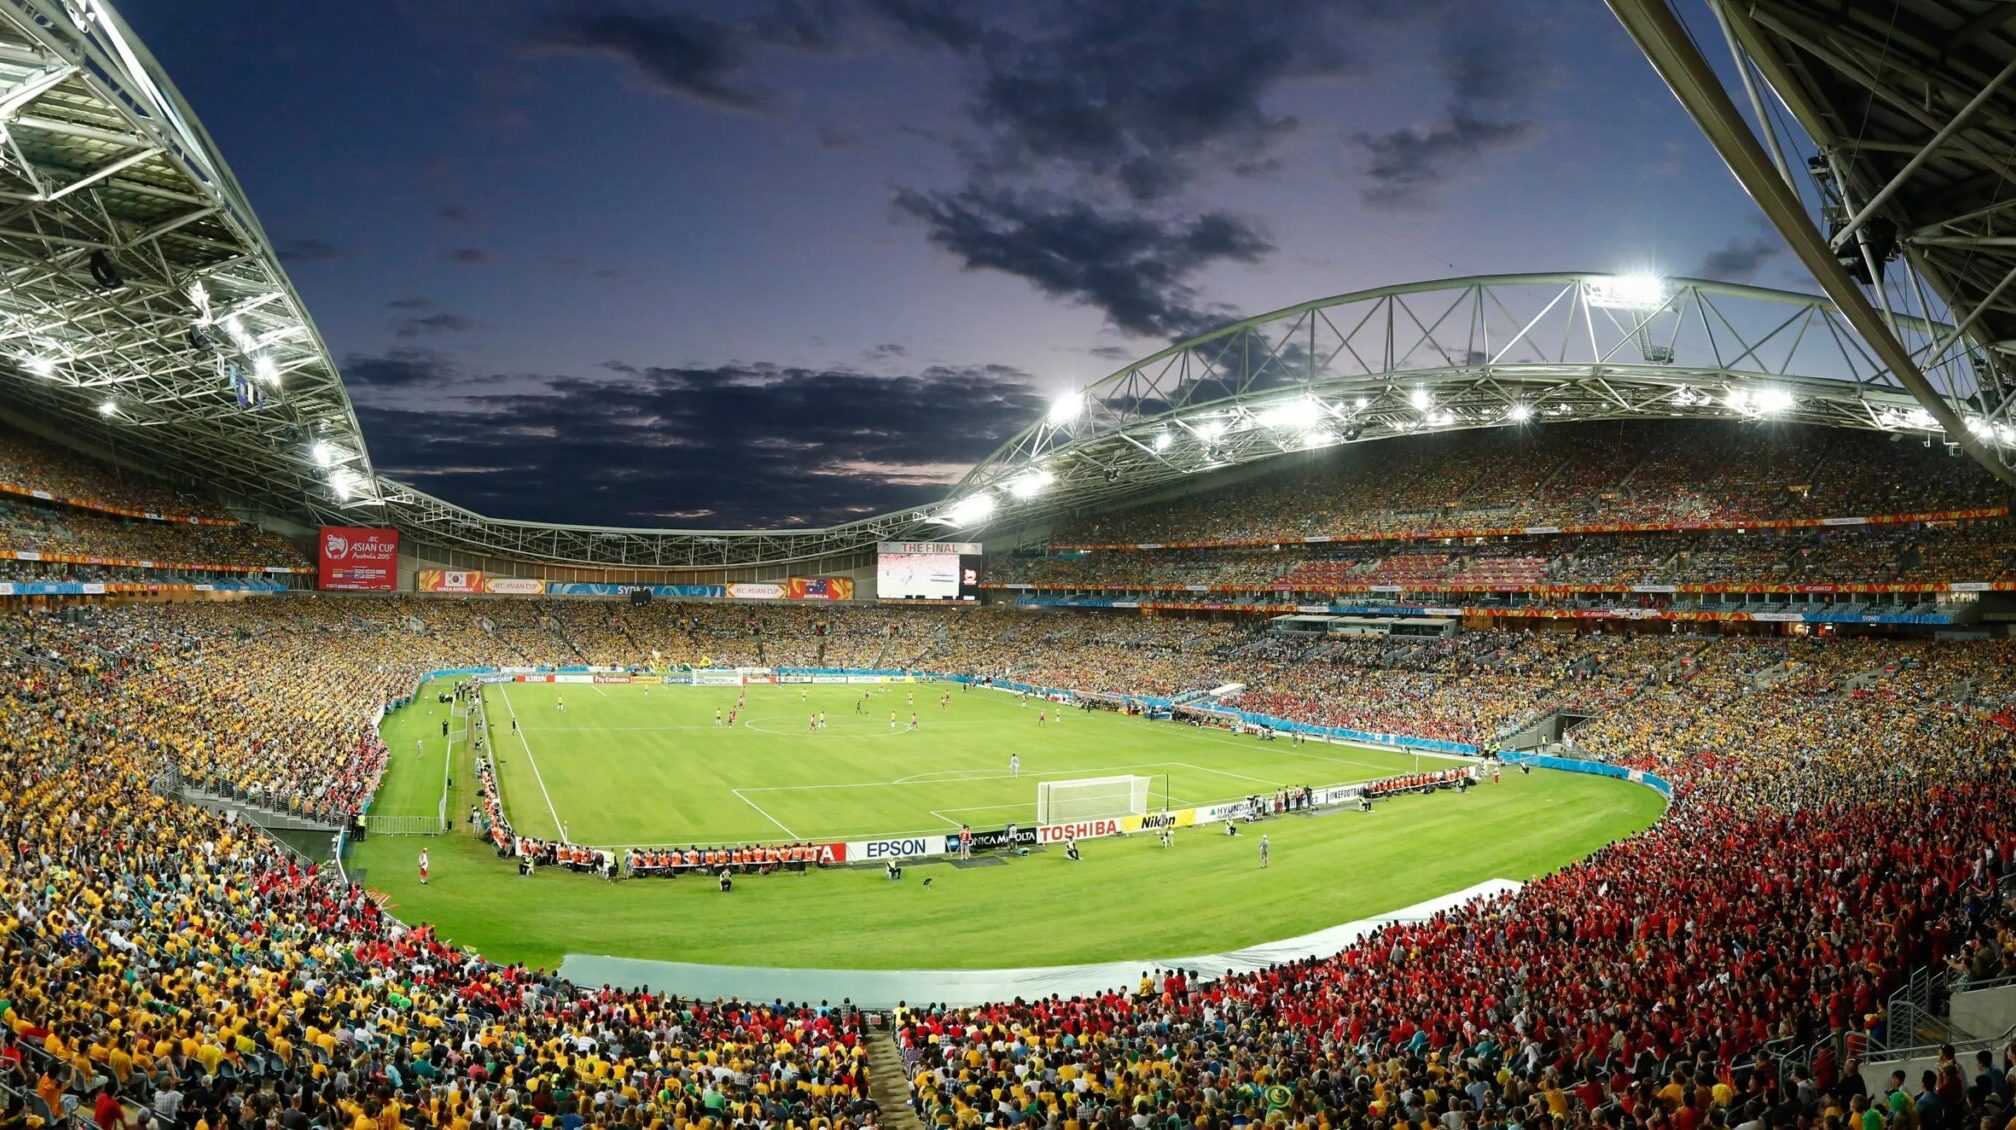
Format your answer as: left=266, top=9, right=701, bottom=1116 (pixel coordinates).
left=128, top=0, right=1800, bottom=529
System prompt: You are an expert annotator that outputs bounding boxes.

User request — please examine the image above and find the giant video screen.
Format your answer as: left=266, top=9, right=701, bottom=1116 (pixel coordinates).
left=878, top=541, right=981, bottom=601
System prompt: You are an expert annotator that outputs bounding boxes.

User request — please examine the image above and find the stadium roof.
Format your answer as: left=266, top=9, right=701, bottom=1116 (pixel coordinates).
left=0, top=0, right=376, bottom=516
left=0, top=1, right=2005, bottom=571
left=1607, top=0, right=2016, bottom=491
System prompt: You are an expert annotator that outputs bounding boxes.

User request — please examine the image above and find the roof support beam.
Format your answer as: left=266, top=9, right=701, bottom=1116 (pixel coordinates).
left=1603, top=0, right=2016, bottom=490
left=1829, top=54, right=2016, bottom=252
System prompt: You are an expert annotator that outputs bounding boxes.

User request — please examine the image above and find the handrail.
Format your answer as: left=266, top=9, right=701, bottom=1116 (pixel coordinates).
left=1861, top=1020, right=2016, bottom=1066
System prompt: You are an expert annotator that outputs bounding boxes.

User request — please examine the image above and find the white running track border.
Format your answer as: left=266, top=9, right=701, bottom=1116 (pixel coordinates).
left=558, top=877, right=1525, bottom=1009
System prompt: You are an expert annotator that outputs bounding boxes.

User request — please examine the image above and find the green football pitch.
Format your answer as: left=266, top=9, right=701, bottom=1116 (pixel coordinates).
left=481, top=679, right=1505, bottom=844
left=352, top=678, right=1666, bottom=971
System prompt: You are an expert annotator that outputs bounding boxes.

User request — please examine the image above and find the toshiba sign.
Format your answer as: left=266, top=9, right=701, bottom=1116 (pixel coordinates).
left=1037, top=818, right=1122, bottom=843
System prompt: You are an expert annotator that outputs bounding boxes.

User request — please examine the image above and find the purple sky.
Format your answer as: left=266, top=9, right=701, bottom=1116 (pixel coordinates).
left=128, top=0, right=1794, bottom=528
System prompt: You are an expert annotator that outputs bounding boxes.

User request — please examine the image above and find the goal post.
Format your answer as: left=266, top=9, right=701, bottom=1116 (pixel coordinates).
left=1036, top=775, right=1153, bottom=825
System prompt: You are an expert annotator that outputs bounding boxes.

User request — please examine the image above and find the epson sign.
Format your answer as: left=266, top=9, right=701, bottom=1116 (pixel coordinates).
left=853, top=837, right=933, bottom=859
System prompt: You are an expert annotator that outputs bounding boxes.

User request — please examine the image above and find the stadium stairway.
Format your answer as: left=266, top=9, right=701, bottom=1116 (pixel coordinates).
left=863, top=1026, right=925, bottom=1130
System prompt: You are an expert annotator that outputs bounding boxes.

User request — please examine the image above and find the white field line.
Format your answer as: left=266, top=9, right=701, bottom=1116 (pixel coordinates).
left=1174, top=761, right=1290, bottom=788
left=496, top=685, right=571, bottom=842
left=731, top=788, right=798, bottom=838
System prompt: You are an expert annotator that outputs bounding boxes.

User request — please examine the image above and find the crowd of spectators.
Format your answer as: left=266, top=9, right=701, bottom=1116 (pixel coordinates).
left=2, top=588, right=2016, bottom=1130
left=1059, top=421, right=2003, bottom=545
left=898, top=631, right=2016, bottom=1130
left=990, top=519, right=2016, bottom=593
left=0, top=421, right=230, bottom=517
left=0, top=495, right=303, bottom=567
left=0, top=602, right=879, bottom=1130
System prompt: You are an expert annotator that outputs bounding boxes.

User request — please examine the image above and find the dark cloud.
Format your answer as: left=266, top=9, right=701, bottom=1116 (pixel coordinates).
left=592, top=268, right=624, bottom=280
left=1353, top=27, right=1546, bottom=210
left=386, top=297, right=434, bottom=310
left=442, top=247, right=488, bottom=264
left=864, top=342, right=907, bottom=360
left=275, top=237, right=344, bottom=263
left=533, top=4, right=766, bottom=111
left=355, top=362, right=1044, bottom=527
left=893, top=186, right=1271, bottom=339
left=751, top=0, right=848, bottom=52
left=341, top=349, right=457, bottom=389
left=960, top=0, right=1356, bottom=201
left=393, top=312, right=478, bottom=338
left=859, top=0, right=986, bottom=53
left=1697, top=222, right=1786, bottom=282
left=436, top=206, right=471, bottom=222
left=815, top=123, right=862, bottom=151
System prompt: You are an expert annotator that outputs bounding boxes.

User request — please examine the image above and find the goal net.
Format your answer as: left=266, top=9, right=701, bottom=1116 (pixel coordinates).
left=1036, top=775, right=1152, bottom=825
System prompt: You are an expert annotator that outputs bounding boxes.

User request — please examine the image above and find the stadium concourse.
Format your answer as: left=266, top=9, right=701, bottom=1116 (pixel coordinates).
left=6, top=424, right=2016, bottom=1130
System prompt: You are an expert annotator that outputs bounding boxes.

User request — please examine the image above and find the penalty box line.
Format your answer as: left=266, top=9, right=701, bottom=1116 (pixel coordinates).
left=730, top=788, right=799, bottom=840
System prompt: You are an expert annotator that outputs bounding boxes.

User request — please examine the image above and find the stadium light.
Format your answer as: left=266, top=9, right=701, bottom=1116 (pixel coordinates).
left=1726, top=387, right=1794, bottom=416
left=1587, top=274, right=1669, bottom=310
left=1409, top=387, right=1432, bottom=411
left=1047, top=391, right=1083, bottom=425
left=1152, top=430, right=1172, bottom=452
left=1755, top=388, right=1795, bottom=415
left=1260, top=396, right=1324, bottom=431
left=98, top=399, right=117, bottom=416
left=253, top=353, right=280, bottom=385
left=1195, top=419, right=1226, bottom=441
left=220, top=315, right=254, bottom=352
left=1353, top=396, right=1369, bottom=411
left=946, top=493, right=996, bottom=525
left=1005, top=469, right=1053, bottom=499
left=1882, top=406, right=1938, bottom=430
left=20, top=355, right=55, bottom=378
left=1507, top=402, right=1532, bottom=422
left=311, top=440, right=337, bottom=468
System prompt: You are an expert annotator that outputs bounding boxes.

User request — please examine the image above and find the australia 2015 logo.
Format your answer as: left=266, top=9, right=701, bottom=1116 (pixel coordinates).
left=323, top=531, right=351, bottom=559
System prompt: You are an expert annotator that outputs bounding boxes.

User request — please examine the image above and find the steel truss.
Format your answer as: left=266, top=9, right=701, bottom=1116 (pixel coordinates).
left=1606, top=0, right=2016, bottom=490
left=941, top=273, right=1979, bottom=535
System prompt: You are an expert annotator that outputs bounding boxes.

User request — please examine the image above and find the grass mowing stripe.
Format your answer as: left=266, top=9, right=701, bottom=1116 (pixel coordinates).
left=495, top=684, right=570, bottom=841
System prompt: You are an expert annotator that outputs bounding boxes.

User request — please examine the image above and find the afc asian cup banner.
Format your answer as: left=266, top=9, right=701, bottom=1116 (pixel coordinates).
left=484, top=577, right=546, bottom=595
left=786, top=576, right=855, bottom=600
left=417, top=569, right=485, bottom=594
left=318, top=526, right=399, bottom=591
left=727, top=582, right=787, bottom=600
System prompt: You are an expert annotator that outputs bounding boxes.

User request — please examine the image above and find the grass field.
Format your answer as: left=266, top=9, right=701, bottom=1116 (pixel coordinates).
left=479, top=679, right=1510, bottom=844
left=352, top=677, right=1666, bottom=971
